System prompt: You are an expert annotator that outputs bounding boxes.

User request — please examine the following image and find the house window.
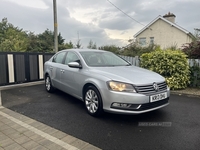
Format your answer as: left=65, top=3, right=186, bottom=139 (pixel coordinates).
left=150, top=37, right=154, bottom=45
left=139, top=38, right=146, bottom=46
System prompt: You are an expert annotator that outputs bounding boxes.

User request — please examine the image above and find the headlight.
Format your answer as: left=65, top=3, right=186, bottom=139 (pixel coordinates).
left=107, top=81, right=136, bottom=93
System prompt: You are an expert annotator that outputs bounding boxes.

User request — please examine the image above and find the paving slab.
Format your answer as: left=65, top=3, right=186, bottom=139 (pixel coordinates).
left=0, top=82, right=101, bottom=150
left=0, top=107, right=100, bottom=150
left=0, top=83, right=101, bottom=150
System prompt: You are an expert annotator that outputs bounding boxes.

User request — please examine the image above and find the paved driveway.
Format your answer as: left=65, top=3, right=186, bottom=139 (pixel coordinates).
left=1, top=84, right=200, bottom=150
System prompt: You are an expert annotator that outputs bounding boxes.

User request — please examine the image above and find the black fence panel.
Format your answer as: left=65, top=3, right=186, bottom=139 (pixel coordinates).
left=0, top=52, right=54, bottom=86
left=14, top=54, right=26, bottom=83
left=29, top=54, right=39, bottom=81
left=44, top=55, right=53, bottom=63
left=0, top=55, right=8, bottom=85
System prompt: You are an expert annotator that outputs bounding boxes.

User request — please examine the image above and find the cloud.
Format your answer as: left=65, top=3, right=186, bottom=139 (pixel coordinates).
left=0, top=0, right=200, bottom=48
left=0, top=1, right=53, bottom=33
left=99, top=16, right=134, bottom=30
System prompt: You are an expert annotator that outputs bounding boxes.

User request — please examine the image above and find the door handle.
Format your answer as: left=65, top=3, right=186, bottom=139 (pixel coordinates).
left=50, top=66, right=53, bottom=70
left=60, top=69, right=65, bottom=73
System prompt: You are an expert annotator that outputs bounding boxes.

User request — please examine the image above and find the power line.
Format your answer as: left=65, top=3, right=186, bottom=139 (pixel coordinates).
left=106, top=0, right=145, bottom=27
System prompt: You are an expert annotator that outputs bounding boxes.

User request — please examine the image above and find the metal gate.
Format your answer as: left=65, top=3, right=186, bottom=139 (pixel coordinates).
left=0, top=52, right=54, bottom=86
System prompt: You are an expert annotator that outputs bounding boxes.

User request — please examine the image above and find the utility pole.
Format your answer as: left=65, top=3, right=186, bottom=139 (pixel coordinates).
left=53, top=0, right=58, bottom=52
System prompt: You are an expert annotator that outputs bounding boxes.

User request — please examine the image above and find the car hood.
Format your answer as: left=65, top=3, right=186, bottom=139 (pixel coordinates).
left=89, top=66, right=165, bottom=85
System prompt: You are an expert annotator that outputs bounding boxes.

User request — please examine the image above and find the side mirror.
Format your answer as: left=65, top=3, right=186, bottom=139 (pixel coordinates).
left=68, top=62, right=82, bottom=69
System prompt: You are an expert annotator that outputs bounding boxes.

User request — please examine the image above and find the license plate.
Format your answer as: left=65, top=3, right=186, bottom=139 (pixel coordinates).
left=150, top=92, right=167, bottom=102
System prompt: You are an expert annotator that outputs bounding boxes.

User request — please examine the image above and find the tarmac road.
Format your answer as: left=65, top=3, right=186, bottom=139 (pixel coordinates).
left=1, top=84, right=200, bottom=150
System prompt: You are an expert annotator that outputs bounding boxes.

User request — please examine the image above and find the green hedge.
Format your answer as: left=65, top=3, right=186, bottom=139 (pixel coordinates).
left=140, top=49, right=190, bottom=90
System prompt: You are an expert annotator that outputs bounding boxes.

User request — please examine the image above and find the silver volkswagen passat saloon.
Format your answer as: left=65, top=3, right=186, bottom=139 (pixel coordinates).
left=44, top=49, right=170, bottom=116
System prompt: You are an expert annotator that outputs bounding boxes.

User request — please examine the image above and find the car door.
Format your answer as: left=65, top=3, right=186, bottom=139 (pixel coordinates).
left=60, top=51, right=82, bottom=97
left=49, top=51, right=66, bottom=89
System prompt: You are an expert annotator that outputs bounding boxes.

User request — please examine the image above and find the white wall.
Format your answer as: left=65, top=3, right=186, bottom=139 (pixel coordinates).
left=136, top=19, right=192, bottom=49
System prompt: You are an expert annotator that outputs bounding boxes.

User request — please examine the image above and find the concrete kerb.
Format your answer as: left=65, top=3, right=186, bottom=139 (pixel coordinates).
left=0, top=80, right=44, bottom=91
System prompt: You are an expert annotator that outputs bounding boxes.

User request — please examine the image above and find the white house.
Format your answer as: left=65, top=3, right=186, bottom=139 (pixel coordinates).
left=134, top=12, right=194, bottom=49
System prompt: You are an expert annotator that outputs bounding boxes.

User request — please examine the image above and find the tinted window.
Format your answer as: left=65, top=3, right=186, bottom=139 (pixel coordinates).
left=52, top=52, right=66, bottom=63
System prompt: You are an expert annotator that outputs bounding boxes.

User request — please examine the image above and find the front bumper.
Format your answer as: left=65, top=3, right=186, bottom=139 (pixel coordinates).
left=100, top=88, right=170, bottom=114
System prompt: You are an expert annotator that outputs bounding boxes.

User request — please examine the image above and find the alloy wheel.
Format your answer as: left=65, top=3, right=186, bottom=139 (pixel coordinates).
left=85, top=89, right=99, bottom=114
left=45, top=76, right=51, bottom=91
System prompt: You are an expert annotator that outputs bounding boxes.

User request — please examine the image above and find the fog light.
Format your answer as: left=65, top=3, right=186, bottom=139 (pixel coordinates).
left=111, top=103, right=141, bottom=110
left=112, top=103, right=131, bottom=108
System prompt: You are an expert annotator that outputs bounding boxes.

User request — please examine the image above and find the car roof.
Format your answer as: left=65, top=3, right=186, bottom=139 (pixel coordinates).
left=60, top=49, right=107, bottom=53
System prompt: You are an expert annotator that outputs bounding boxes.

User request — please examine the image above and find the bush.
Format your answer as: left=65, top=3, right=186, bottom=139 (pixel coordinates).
left=182, top=41, right=200, bottom=59
left=140, top=49, right=190, bottom=90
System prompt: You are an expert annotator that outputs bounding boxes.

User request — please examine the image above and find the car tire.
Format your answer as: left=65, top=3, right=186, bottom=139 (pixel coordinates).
left=45, top=75, right=55, bottom=93
left=84, top=86, right=103, bottom=117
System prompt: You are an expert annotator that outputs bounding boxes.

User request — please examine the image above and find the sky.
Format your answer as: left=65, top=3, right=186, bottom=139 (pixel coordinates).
left=0, top=0, right=200, bottom=48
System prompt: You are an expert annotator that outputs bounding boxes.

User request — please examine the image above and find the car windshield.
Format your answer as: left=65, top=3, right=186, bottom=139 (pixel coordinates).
left=79, top=51, right=130, bottom=67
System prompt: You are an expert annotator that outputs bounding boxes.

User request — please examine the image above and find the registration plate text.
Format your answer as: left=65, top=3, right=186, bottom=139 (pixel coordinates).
left=150, top=92, right=167, bottom=102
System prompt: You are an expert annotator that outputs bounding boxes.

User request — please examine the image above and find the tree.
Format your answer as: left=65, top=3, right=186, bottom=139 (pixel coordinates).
left=0, top=18, right=28, bottom=52
left=120, top=39, right=157, bottom=57
left=74, top=31, right=82, bottom=49
left=0, top=18, right=76, bottom=52
left=58, top=33, right=65, bottom=45
left=37, top=29, right=54, bottom=52
left=33, top=29, right=67, bottom=52
left=182, top=28, right=200, bottom=58
left=194, top=28, right=200, bottom=40
left=68, top=41, right=74, bottom=48
left=58, top=41, right=74, bottom=50
left=87, top=40, right=97, bottom=49
left=75, top=39, right=82, bottom=49
left=99, top=45, right=120, bottom=54
left=27, top=32, right=41, bottom=52
left=0, top=18, right=8, bottom=44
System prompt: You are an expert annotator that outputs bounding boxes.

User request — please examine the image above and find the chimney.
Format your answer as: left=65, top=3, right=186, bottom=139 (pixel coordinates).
left=163, top=12, right=176, bottom=23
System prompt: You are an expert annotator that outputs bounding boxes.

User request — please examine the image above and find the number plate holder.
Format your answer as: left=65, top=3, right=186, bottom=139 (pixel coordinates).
left=150, top=92, right=167, bottom=102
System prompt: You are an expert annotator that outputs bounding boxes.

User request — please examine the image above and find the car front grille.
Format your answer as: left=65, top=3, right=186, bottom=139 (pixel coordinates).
left=135, top=82, right=167, bottom=96
left=138, top=98, right=169, bottom=111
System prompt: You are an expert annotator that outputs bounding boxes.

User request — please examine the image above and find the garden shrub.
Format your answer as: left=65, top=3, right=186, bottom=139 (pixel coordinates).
left=140, top=49, right=190, bottom=90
